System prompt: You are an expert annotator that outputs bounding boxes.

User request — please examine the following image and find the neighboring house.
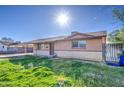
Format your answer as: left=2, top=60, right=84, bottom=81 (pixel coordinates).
left=0, top=41, right=33, bottom=54
left=32, top=31, right=107, bottom=61
left=0, top=42, right=8, bottom=51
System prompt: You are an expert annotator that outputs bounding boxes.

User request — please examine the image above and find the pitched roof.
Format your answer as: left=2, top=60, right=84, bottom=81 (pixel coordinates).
left=86, top=31, right=107, bottom=37
left=32, top=36, right=67, bottom=43
left=32, top=31, right=107, bottom=43
left=65, top=31, right=107, bottom=40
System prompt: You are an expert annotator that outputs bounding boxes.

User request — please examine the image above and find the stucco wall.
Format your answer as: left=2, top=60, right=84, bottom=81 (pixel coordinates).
left=34, top=50, right=102, bottom=61
left=54, top=38, right=102, bottom=51
left=54, top=51, right=102, bottom=61
left=34, top=50, right=49, bottom=56
left=33, top=38, right=103, bottom=61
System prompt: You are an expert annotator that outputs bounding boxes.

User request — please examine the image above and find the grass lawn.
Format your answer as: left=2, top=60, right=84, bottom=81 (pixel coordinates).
left=0, top=55, right=124, bottom=87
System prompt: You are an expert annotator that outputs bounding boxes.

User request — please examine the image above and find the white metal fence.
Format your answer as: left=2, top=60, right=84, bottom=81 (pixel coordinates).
left=104, top=43, right=124, bottom=62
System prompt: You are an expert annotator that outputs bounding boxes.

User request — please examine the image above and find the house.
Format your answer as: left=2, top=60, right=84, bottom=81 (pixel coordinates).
left=0, top=42, right=8, bottom=52
left=32, top=31, right=107, bottom=61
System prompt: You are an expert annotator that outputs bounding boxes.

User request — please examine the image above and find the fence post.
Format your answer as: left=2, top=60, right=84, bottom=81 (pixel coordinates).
left=123, top=43, right=124, bottom=51
left=102, top=44, right=106, bottom=62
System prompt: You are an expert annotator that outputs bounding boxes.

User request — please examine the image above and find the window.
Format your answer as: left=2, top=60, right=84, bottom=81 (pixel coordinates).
left=37, top=44, right=49, bottom=50
left=72, top=40, right=86, bottom=48
left=45, top=45, right=48, bottom=48
left=41, top=44, right=44, bottom=49
left=41, top=44, right=49, bottom=49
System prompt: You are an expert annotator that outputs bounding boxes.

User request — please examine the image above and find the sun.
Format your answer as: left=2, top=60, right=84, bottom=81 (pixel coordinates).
left=56, top=13, right=69, bottom=26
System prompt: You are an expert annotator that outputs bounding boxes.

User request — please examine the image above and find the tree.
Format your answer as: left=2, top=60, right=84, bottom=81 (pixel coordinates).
left=14, top=41, right=21, bottom=44
left=113, top=9, right=124, bottom=25
left=0, top=37, right=14, bottom=43
left=108, top=30, right=119, bottom=42
left=116, top=28, right=124, bottom=42
left=0, top=37, right=21, bottom=45
left=108, top=9, right=124, bottom=42
left=108, top=28, right=124, bottom=43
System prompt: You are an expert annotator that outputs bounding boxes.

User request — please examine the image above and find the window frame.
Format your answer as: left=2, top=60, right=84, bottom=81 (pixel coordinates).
left=37, top=43, right=49, bottom=50
left=72, top=40, right=86, bottom=49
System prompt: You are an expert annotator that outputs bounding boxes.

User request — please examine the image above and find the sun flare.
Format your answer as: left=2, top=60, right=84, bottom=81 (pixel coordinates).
left=56, top=13, right=69, bottom=26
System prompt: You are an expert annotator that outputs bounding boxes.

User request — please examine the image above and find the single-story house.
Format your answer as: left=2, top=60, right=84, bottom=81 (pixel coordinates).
left=32, top=31, right=107, bottom=61
left=0, top=42, right=8, bottom=52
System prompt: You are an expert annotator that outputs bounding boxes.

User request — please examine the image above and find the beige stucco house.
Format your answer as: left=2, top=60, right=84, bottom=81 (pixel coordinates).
left=32, top=31, right=107, bottom=61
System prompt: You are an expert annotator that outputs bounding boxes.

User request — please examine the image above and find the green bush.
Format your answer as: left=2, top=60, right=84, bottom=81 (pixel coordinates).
left=0, top=61, right=73, bottom=87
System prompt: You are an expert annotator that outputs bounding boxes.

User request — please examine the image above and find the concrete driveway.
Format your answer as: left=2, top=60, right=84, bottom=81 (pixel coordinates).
left=0, top=53, right=33, bottom=58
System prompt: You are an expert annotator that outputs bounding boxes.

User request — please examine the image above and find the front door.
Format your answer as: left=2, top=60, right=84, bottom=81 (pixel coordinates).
left=49, top=42, right=54, bottom=55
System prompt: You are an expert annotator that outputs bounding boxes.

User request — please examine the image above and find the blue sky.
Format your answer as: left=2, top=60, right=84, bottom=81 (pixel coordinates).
left=0, top=5, right=124, bottom=42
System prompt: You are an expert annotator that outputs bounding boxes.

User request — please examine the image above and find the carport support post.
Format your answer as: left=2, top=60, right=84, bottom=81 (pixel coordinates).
left=102, top=36, right=106, bottom=62
left=24, top=44, right=27, bottom=54
left=123, top=43, right=124, bottom=51
left=102, top=44, right=106, bottom=62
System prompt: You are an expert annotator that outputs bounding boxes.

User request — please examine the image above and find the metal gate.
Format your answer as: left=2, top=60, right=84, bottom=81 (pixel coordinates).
left=103, top=43, right=124, bottom=62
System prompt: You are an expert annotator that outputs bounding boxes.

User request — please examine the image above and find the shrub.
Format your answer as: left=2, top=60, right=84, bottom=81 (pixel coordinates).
left=0, top=61, right=73, bottom=87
